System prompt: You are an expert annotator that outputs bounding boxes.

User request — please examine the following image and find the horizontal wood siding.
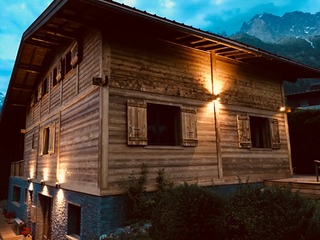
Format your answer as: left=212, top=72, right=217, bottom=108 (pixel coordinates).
left=109, top=35, right=213, bottom=101
left=105, top=35, right=218, bottom=190
left=50, top=83, right=61, bottom=111
left=37, top=117, right=59, bottom=182
left=59, top=89, right=100, bottom=187
left=107, top=93, right=218, bottom=189
left=79, top=29, right=101, bottom=93
left=23, top=127, right=39, bottom=178
left=22, top=29, right=102, bottom=194
left=212, top=58, right=291, bottom=183
left=215, top=58, right=283, bottom=111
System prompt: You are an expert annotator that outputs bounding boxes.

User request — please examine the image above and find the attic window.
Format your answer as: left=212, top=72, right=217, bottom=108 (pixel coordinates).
left=42, top=78, right=48, bottom=97
left=52, top=68, right=58, bottom=87
left=65, top=51, right=72, bottom=74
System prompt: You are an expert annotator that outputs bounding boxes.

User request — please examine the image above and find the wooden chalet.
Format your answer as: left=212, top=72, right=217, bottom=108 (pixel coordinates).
left=1, top=0, right=320, bottom=239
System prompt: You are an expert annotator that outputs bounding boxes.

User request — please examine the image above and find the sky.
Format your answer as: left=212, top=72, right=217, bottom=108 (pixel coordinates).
left=1, top=0, right=320, bottom=98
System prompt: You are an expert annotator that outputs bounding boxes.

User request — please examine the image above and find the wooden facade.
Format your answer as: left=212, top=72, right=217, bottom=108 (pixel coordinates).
left=19, top=26, right=290, bottom=196
left=3, top=0, right=320, bottom=198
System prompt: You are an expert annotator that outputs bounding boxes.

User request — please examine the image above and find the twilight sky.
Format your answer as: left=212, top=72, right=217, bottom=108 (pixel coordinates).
left=1, top=0, right=320, bottom=97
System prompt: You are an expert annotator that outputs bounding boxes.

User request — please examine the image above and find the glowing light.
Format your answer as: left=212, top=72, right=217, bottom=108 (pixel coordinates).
left=42, top=186, right=49, bottom=195
left=56, top=189, right=65, bottom=207
left=28, top=183, right=34, bottom=191
left=43, top=168, right=49, bottom=181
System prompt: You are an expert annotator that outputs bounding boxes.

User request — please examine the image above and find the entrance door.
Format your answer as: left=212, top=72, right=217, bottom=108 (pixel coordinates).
left=39, top=194, right=52, bottom=240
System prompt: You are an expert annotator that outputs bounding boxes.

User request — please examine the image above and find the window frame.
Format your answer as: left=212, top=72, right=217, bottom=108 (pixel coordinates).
left=127, top=100, right=198, bottom=147
left=66, top=203, right=81, bottom=239
left=12, top=185, right=21, bottom=204
left=237, top=114, right=280, bottom=150
left=39, top=123, right=55, bottom=156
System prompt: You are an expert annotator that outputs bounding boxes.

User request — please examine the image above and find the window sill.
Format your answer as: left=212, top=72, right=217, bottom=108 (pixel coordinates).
left=144, top=145, right=184, bottom=150
left=66, top=234, right=80, bottom=240
left=250, top=148, right=272, bottom=151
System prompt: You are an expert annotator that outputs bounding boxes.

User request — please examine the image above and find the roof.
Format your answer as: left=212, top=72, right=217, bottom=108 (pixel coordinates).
left=2, top=0, right=320, bottom=122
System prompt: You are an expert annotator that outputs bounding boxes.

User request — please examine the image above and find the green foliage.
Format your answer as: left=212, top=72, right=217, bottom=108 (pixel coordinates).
left=149, top=183, right=225, bottom=240
left=224, top=185, right=320, bottom=240
left=118, top=163, right=150, bottom=222
left=155, top=168, right=174, bottom=193
left=102, top=223, right=152, bottom=240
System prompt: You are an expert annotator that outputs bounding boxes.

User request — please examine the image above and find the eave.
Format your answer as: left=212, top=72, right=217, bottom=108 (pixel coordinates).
left=2, top=0, right=320, bottom=123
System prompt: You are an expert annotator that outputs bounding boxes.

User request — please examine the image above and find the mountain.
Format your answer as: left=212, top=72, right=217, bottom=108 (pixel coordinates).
left=239, top=11, right=320, bottom=43
left=230, top=11, right=320, bottom=94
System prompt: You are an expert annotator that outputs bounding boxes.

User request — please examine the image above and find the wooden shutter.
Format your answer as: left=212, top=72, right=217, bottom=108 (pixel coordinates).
left=56, top=61, right=63, bottom=82
left=70, top=42, right=79, bottom=67
left=237, top=114, right=252, bottom=149
left=269, top=118, right=281, bottom=149
left=37, top=84, right=42, bottom=101
left=48, top=123, right=55, bottom=154
left=39, top=127, right=43, bottom=156
left=127, top=100, right=147, bottom=145
left=181, top=107, right=198, bottom=147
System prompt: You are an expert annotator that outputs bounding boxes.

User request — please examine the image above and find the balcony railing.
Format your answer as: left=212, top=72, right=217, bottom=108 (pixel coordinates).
left=10, top=160, right=24, bottom=177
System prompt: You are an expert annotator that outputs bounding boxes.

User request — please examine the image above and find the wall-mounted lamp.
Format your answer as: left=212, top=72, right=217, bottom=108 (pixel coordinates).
left=278, top=106, right=291, bottom=113
left=55, top=182, right=60, bottom=189
left=40, top=180, right=45, bottom=186
left=213, top=94, right=220, bottom=101
left=27, top=177, right=32, bottom=183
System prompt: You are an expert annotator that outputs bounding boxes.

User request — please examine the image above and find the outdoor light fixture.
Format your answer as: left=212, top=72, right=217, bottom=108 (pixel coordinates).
left=213, top=94, right=220, bottom=101
left=40, top=180, right=45, bottom=185
left=278, top=106, right=291, bottom=113
left=55, top=182, right=60, bottom=189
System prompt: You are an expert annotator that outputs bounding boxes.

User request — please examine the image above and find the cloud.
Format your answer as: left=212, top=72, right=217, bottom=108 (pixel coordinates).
left=0, top=0, right=52, bottom=95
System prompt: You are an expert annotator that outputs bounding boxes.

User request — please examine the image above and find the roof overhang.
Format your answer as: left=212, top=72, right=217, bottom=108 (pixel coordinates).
left=2, top=0, right=320, bottom=123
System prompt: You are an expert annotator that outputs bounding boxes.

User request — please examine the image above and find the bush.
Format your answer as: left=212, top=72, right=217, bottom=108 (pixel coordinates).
left=224, top=185, right=320, bottom=240
left=149, top=183, right=225, bottom=240
left=118, top=163, right=151, bottom=222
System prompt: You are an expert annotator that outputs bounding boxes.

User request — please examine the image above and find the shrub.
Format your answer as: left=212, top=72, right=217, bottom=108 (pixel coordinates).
left=149, top=183, right=225, bottom=240
left=118, top=163, right=151, bottom=222
left=224, top=185, right=320, bottom=240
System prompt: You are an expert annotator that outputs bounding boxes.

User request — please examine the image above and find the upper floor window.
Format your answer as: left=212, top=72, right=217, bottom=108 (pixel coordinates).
left=127, top=100, right=198, bottom=147
left=39, top=123, right=55, bottom=156
left=42, top=78, right=48, bottom=97
left=147, top=103, right=181, bottom=146
left=237, top=114, right=280, bottom=149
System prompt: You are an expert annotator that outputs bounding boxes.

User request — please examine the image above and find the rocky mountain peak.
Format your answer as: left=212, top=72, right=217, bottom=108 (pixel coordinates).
left=239, top=11, right=320, bottom=43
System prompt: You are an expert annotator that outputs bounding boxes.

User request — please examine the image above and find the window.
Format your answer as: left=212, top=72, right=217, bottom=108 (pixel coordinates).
left=12, top=186, right=21, bottom=203
left=65, top=51, right=72, bottom=75
left=250, top=116, right=271, bottom=148
left=67, top=203, right=81, bottom=238
left=127, top=100, right=197, bottom=147
left=39, top=123, right=55, bottom=155
left=70, top=42, right=79, bottom=67
left=42, top=78, right=48, bottom=97
left=43, top=127, right=50, bottom=155
left=147, top=103, right=181, bottom=146
left=31, top=133, right=35, bottom=150
left=237, top=114, right=280, bottom=149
